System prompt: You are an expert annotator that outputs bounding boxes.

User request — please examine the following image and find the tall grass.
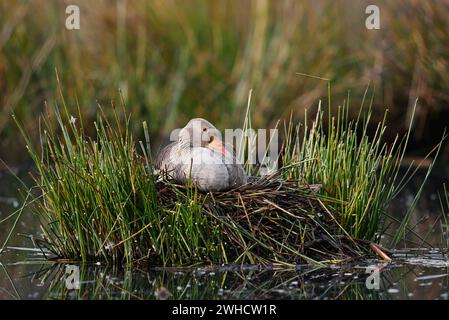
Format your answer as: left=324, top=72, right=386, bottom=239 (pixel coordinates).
left=10, top=93, right=354, bottom=264
left=1, top=1, right=449, bottom=164
left=281, top=98, right=402, bottom=241
left=14, top=98, right=229, bottom=265
left=237, top=87, right=441, bottom=244
left=10, top=80, right=442, bottom=265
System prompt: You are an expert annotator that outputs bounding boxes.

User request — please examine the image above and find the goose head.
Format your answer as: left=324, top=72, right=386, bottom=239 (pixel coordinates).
left=178, top=118, right=225, bottom=155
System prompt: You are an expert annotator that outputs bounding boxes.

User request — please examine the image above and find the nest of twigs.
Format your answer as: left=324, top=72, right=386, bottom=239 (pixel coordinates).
left=156, top=175, right=371, bottom=264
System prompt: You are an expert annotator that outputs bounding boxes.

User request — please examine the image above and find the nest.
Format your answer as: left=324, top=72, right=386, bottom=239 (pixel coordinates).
left=156, top=175, right=368, bottom=264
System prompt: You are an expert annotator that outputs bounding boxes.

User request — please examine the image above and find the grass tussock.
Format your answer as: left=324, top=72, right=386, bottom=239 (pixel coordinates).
left=14, top=100, right=368, bottom=265
left=281, top=98, right=402, bottom=241
left=11, top=88, right=439, bottom=266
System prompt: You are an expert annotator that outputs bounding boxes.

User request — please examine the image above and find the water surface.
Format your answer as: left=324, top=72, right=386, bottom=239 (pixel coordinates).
left=1, top=168, right=448, bottom=300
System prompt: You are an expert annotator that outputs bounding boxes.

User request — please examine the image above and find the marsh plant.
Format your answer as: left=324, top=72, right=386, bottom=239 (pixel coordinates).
left=10, top=86, right=441, bottom=266
left=2, top=1, right=449, bottom=165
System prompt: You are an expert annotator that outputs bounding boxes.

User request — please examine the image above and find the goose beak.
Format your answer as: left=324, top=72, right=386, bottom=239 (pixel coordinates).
left=208, top=136, right=226, bottom=156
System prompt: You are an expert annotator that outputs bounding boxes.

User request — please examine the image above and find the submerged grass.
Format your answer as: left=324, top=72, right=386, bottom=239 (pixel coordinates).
left=9, top=86, right=440, bottom=266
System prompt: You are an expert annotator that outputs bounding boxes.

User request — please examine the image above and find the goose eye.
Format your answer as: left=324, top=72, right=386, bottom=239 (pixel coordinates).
left=202, top=128, right=207, bottom=132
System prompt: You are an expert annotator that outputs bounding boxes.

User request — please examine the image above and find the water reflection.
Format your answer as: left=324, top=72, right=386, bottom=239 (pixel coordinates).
left=0, top=253, right=448, bottom=300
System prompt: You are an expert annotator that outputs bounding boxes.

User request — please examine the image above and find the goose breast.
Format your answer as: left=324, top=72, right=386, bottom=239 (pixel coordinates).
left=179, top=147, right=230, bottom=191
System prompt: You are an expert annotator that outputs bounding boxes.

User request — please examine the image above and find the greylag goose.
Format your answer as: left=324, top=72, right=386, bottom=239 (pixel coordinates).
left=155, top=118, right=247, bottom=191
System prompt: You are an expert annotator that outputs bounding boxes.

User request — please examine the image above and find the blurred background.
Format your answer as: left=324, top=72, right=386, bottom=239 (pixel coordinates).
left=1, top=0, right=448, bottom=166
left=1, top=1, right=449, bottom=300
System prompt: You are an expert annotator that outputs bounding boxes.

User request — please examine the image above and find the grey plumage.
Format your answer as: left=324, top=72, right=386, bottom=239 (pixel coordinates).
left=155, top=118, right=247, bottom=191
left=155, top=142, right=176, bottom=171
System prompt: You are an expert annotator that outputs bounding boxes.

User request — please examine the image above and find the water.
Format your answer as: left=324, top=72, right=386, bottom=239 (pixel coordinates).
left=1, top=252, right=448, bottom=300
left=1, top=168, right=448, bottom=300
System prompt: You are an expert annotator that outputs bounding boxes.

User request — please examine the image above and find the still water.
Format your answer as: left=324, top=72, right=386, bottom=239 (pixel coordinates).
left=0, top=168, right=448, bottom=300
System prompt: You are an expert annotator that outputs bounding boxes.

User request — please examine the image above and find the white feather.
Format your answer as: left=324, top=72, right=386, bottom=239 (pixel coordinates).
left=179, top=148, right=229, bottom=191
